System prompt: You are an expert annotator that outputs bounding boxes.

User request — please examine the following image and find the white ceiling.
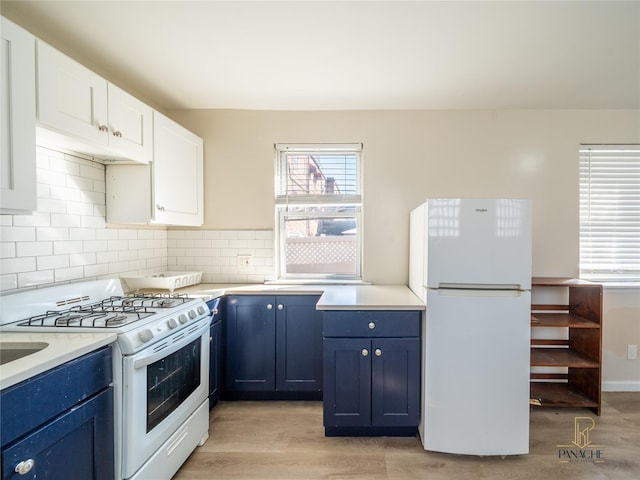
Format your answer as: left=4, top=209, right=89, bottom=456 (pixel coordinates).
left=2, top=1, right=639, bottom=111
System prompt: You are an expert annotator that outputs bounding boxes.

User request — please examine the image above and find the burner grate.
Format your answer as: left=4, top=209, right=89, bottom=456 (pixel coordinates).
left=18, top=303, right=155, bottom=328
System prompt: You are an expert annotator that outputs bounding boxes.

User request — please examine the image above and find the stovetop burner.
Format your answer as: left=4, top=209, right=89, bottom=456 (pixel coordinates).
left=13, top=293, right=195, bottom=329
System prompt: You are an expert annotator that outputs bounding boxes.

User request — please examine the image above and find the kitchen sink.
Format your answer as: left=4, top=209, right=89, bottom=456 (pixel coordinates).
left=0, top=342, right=49, bottom=365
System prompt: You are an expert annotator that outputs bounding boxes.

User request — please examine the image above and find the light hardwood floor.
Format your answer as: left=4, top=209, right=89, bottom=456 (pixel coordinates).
left=174, top=393, right=639, bottom=479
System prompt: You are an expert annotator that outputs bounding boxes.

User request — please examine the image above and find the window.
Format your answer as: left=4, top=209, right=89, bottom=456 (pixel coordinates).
left=275, top=143, right=362, bottom=280
left=579, top=145, right=640, bottom=283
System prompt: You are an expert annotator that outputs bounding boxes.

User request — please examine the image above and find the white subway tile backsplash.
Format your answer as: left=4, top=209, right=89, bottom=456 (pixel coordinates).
left=95, top=229, right=119, bottom=240
left=54, top=266, right=84, bottom=282
left=67, top=201, right=94, bottom=216
left=0, top=147, right=275, bottom=294
left=37, top=198, right=67, bottom=214
left=1, top=274, right=18, bottom=291
left=70, top=252, right=96, bottom=267
left=83, top=240, right=109, bottom=253
left=18, top=270, right=53, bottom=289
left=1, top=257, right=36, bottom=274
left=0, top=243, right=16, bottom=258
left=69, top=228, right=96, bottom=241
left=107, top=240, right=128, bottom=251
left=81, top=215, right=106, bottom=229
left=38, top=255, right=69, bottom=271
left=51, top=213, right=82, bottom=228
left=12, top=212, right=51, bottom=227
left=17, top=242, right=53, bottom=257
left=96, top=251, right=119, bottom=264
left=1, top=226, right=36, bottom=242
left=84, top=263, right=110, bottom=278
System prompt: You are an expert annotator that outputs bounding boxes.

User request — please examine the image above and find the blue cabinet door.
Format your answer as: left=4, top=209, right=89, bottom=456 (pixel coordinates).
left=276, top=295, right=322, bottom=392
left=2, top=387, right=114, bottom=480
left=225, top=295, right=276, bottom=391
left=371, top=338, right=420, bottom=426
left=323, top=338, right=372, bottom=427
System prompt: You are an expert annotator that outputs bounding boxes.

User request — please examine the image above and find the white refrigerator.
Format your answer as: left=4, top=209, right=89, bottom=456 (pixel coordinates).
left=409, top=198, right=532, bottom=456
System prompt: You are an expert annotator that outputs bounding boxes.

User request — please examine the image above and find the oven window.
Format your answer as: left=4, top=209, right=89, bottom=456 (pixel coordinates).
left=146, top=338, right=201, bottom=432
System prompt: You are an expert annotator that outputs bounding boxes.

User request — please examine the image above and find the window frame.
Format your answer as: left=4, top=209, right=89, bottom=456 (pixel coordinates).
left=274, top=143, right=363, bottom=281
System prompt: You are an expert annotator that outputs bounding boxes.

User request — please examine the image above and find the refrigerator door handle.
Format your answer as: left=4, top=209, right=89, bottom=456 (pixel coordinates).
left=436, top=282, right=525, bottom=291
left=433, top=288, right=526, bottom=298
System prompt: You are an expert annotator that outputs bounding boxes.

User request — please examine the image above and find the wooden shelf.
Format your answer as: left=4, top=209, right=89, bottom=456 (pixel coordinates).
left=532, top=277, right=599, bottom=287
left=530, top=278, right=602, bottom=415
left=531, top=312, right=600, bottom=328
left=530, top=382, right=600, bottom=410
left=531, top=348, right=599, bottom=368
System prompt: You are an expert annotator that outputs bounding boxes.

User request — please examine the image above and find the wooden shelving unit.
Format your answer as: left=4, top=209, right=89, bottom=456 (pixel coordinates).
left=530, top=277, right=603, bottom=415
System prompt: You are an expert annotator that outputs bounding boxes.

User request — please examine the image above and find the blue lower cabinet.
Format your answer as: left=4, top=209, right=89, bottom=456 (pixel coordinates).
left=225, top=294, right=322, bottom=399
left=322, top=311, right=421, bottom=436
left=1, top=346, right=114, bottom=480
left=2, top=388, right=114, bottom=480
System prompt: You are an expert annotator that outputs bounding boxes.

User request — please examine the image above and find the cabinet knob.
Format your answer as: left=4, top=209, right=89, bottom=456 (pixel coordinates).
left=15, top=459, right=34, bottom=475
left=374, top=348, right=382, bottom=357
left=156, top=204, right=165, bottom=211
left=98, top=124, right=108, bottom=132
left=267, top=304, right=273, bottom=310
left=368, top=322, right=376, bottom=330
left=277, top=304, right=283, bottom=310
left=113, top=130, right=123, bottom=138
left=361, top=349, right=369, bottom=357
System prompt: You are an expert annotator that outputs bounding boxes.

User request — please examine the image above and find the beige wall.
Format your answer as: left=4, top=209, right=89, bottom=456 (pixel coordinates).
left=170, top=108, right=640, bottom=389
left=170, top=109, right=639, bottom=283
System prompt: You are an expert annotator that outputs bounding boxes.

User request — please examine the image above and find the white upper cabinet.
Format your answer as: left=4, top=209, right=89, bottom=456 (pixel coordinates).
left=36, top=40, right=152, bottom=163
left=152, top=112, right=203, bottom=225
left=106, top=112, right=203, bottom=226
left=107, top=83, right=153, bottom=162
left=1, top=17, right=37, bottom=214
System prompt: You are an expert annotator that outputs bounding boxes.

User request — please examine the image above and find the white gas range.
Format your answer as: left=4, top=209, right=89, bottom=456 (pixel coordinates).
left=0, top=279, right=211, bottom=480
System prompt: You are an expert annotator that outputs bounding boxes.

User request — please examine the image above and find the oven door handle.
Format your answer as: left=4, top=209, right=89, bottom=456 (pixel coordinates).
left=133, top=320, right=209, bottom=370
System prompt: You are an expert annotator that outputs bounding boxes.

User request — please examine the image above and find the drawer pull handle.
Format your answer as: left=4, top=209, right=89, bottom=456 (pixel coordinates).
left=375, top=348, right=382, bottom=357
left=98, top=124, right=108, bottom=132
left=368, top=322, right=376, bottom=330
left=15, top=459, right=34, bottom=475
left=361, top=349, right=369, bottom=357
left=113, top=130, right=123, bottom=138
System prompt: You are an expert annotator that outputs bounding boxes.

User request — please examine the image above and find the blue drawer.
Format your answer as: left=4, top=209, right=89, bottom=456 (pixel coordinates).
left=322, top=311, right=420, bottom=338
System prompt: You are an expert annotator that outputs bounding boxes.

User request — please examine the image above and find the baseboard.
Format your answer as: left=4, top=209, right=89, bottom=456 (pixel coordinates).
left=602, top=381, right=640, bottom=392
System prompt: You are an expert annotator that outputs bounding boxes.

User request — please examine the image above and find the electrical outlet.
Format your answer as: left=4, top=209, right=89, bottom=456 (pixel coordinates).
left=237, top=255, right=253, bottom=270
left=627, top=344, right=638, bottom=360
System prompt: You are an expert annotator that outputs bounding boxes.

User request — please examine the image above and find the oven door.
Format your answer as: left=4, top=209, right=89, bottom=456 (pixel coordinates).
left=121, top=318, right=209, bottom=478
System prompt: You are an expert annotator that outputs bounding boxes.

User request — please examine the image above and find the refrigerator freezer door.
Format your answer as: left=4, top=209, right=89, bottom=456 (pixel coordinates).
left=420, top=288, right=531, bottom=455
left=424, top=198, right=532, bottom=290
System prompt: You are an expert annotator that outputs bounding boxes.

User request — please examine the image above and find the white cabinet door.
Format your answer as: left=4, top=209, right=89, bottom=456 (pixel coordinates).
left=152, top=112, right=203, bottom=226
left=1, top=17, right=36, bottom=213
left=36, top=40, right=109, bottom=145
left=107, top=84, right=153, bottom=163
left=105, top=113, right=203, bottom=226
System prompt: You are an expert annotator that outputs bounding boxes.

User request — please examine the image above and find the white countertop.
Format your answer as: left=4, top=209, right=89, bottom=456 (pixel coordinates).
left=169, top=283, right=425, bottom=310
left=0, top=284, right=422, bottom=390
left=0, top=332, right=117, bottom=390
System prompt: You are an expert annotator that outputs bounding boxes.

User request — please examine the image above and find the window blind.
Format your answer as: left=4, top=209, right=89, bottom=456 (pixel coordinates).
left=275, top=143, right=361, bottom=205
left=579, top=145, right=640, bottom=283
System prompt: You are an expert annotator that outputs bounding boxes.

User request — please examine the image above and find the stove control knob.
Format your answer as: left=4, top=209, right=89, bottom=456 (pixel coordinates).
left=167, top=318, right=178, bottom=329
left=139, top=329, right=154, bottom=343
left=197, top=305, right=206, bottom=315
left=178, top=313, right=188, bottom=324
left=188, top=310, right=197, bottom=319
